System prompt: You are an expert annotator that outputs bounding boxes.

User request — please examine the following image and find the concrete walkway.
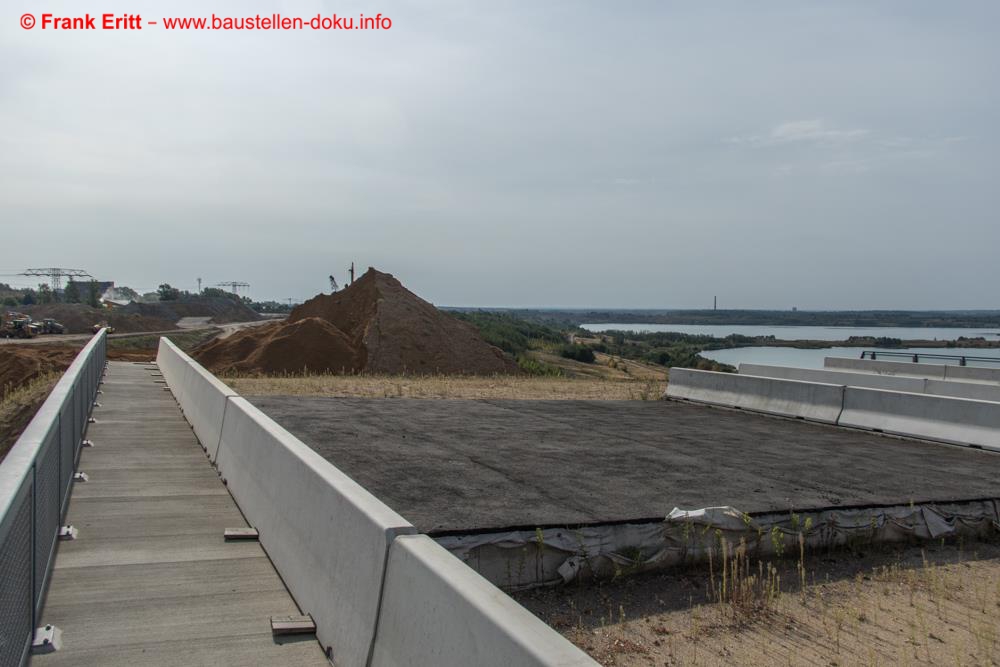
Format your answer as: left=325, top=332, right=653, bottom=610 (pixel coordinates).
left=35, top=362, right=328, bottom=666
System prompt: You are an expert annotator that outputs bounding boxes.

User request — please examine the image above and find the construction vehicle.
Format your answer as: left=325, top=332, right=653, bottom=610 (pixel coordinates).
left=39, top=318, right=66, bottom=334
left=2, top=312, right=37, bottom=339
left=92, top=321, right=116, bottom=334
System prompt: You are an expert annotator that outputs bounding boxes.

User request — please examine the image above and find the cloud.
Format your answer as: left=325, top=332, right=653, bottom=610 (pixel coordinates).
left=732, top=119, right=869, bottom=148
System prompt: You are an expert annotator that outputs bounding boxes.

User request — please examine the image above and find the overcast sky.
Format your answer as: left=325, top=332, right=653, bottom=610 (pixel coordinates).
left=2, top=1, right=997, bottom=309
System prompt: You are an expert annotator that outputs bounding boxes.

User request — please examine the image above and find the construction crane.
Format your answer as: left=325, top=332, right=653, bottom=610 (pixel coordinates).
left=21, top=268, right=92, bottom=292
left=216, top=281, right=250, bottom=296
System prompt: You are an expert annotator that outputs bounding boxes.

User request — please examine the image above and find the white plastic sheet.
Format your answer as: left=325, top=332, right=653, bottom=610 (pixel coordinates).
left=437, top=500, right=1000, bottom=590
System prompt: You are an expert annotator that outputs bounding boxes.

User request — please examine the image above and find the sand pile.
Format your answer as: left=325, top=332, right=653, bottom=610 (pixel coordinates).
left=194, top=269, right=517, bottom=376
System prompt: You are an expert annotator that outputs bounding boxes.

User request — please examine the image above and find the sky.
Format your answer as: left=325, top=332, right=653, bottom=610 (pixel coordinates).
left=1, top=1, right=997, bottom=309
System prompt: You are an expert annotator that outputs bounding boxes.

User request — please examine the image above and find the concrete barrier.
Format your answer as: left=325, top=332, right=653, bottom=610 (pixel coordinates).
left=824, top=357, right=947, bottom=378
left=216, top=397, right=417, bottom=667
left=371, top=534, right=599, bottom=667
left=924, top=378, right=1000, bottom=403
left=156, top=338, right=237, bottom=460
left=742, top=363, right=1000, bottom=404
left=943, top=365, right=1000, bottom=383
left=838, top=387, right=1000, bottom=451
left=740, top=364, right=928, bottom=393
left=155, top=337, right=189, bottom=404
left=666, top=368, right=845, bottom=424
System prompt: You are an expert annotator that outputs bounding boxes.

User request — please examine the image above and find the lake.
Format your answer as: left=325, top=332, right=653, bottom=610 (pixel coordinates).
left=581, top=323, right=1000, bottom=341
left=579, top=323, right=1000, bottom=369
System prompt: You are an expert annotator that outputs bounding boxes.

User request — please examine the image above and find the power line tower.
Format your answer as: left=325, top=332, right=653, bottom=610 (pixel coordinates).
left=216, top=281, right=250, bottom=297
left=329, top=275, right=339, bottom=292
left=348, top=262, right=355, bottom=286
left=21, top=268, right=93, bottom=292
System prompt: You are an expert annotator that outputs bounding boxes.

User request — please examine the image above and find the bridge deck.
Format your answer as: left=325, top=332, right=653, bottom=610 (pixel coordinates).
left=35, top=362, right=327, bottom=666
left=249, top=396, right=1000, bottom=534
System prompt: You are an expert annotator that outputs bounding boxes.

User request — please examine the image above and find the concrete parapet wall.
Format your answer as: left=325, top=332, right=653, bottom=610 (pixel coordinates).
left=740, top=364, right=927, bottom=393
left=216, top=397, right=417, bottom=666
left=745, top=363, right=1000, bottom=404
left=155, top=337, right=189, bottom=403
left=156, top=338, right=237, bottom=460
left=371, top=534, right=599, bottom=667
left=924, top=378, right=1000, bottom=403
left=666, top=368, right=845, bottom=424
left=824, top=357, right=947, bottom=378
left=943, top=365, right=1000, bottom=383
left=838, top=387, right=1000, bottom=451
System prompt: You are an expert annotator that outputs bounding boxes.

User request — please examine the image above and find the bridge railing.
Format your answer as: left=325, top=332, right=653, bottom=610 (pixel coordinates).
left=861, top=350, right=1000, bottom=366
left=0, top=330, right=106, bottom=667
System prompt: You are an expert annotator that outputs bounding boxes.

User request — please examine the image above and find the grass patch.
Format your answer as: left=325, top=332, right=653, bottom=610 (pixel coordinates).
left=518, top=536, right=1000, bottom=666
left=227, top=373, right=665, bottom=401
left=110, top=327, right=220, bottom=353
left=0, top=372, right=60, bottom=463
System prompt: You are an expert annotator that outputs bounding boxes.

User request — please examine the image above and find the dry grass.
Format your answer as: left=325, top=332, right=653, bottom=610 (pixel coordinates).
left=528, top=350, right=669, bottom=381
left=0, top=372, right=59, bottom=462
left=518, top=539, right=1000, bottom=666
left=228, top=373, right=666, bottom=401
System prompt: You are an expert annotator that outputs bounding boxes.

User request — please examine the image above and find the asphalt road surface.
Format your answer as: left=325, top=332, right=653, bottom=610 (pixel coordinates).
left=249, top=397, right=1000, bottom=534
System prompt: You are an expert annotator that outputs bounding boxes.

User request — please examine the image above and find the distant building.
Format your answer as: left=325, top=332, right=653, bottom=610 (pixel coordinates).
left=59, top=280, right=115, bottom=302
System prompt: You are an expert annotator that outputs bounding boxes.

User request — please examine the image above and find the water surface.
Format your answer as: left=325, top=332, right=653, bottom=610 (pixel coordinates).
left=582, top=323, right=1000, bottom=341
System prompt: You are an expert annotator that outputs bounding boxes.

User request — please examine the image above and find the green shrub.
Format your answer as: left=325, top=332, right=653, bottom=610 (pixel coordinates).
left=559, top=345, right=595, bottom=363
left=451, top=311, right=565, bottom=355
left=516, top=355, right=562, bottom=376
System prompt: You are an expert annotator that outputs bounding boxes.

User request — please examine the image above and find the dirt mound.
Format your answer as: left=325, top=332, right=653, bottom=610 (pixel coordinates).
left=195, top=318, right=362, bottom=375
left=0, top=345, right=80, bottom=401
left=123, top=296, right=262, bottom=325
left=20, top=304, right=175, bottom=334
left=195, top=269, right=517, bottom=376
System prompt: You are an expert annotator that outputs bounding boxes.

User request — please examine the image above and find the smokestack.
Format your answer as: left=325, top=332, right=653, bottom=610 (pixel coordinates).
left=714, top=296, right=717, bottom=311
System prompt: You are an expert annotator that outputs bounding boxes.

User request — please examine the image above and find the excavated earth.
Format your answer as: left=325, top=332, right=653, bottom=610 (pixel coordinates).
left=194, top=269, right=518, bottom=376
left=0, top=345, right=77, bottom=401
left=21, top=304, right=175, bottom=334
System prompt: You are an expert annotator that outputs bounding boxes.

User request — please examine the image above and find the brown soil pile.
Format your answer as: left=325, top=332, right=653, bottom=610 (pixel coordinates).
left=21, top=304, right=175, bottom=334
left=122, top=296, right=261, bottom=325
left=195, top=269, right=517, bottom=376
left=0, top=345, right=80, bottom=401
left=195, top=318, right=362, bottom=375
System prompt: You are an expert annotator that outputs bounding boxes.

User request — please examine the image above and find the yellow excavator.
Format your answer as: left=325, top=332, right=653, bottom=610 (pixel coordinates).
left=2, top=312, right=38, bottom=339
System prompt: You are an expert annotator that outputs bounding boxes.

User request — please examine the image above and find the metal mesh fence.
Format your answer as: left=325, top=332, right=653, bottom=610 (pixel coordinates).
left=59, top=403, right=74, bottom=512
left=0, top=482, right=33, bottom=667
left=33, top=434, right=61, bottom=605
left=0, top=330, right=106, bottom=667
